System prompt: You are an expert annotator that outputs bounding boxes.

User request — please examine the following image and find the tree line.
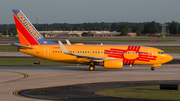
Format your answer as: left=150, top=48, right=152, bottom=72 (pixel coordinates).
left=0, top=21, right=179, bottom=36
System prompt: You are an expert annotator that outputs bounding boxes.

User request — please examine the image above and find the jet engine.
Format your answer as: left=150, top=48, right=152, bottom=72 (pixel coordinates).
left=104, top=59, right=123, bottom=69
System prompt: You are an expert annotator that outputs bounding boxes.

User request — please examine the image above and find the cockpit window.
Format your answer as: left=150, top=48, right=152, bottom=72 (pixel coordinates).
left=158, top=52, right=165, bottom=54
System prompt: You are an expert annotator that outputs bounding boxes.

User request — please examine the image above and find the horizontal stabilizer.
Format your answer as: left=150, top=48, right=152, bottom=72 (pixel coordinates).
left=11, top=43, right=33, bottom=49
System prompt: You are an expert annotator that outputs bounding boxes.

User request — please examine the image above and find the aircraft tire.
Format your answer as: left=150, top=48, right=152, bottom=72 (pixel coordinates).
left=151, top=67, right=155, bottom=71
left=89, top=65, right=95, bottom=71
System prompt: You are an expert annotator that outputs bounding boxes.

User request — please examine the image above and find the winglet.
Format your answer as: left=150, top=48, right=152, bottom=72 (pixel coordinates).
left=58, top=41, right=69, bottom=54
left=66, top=39, right=71, bottom=45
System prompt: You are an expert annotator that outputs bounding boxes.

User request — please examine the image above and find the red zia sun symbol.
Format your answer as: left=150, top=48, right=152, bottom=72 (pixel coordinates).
left=104, top=46, right=157, bottom=65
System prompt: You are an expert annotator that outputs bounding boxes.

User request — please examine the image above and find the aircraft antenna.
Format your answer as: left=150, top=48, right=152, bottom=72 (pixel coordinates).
left=36, top=17, right=38, bottom=28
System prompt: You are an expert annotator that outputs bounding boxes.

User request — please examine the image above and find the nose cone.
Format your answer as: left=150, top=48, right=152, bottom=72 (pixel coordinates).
left=165, top=54, right=173, bottom=62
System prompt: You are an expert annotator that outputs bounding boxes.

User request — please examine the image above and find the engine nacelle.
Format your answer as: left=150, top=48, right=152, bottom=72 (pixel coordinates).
left=104, top=59, right=123, bottom=69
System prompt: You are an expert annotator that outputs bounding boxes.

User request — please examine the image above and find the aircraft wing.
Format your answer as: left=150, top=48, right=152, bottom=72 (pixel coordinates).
left=11, top=43, right=33, bottom=49
left=58, top=41, right=113, bottom=61
left=67, top=53, right=105, bottom=60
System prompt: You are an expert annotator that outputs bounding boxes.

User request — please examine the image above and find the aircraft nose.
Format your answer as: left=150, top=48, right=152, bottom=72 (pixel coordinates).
left=166, top=54, right=173, bottom=62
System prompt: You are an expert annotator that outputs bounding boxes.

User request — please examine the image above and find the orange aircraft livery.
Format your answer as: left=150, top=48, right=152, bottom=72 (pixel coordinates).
left=12, top=9, right=173, bottom=71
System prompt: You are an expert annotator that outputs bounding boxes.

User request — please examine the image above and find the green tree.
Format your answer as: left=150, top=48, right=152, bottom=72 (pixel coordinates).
left=74, top=26, right=80, bottom=31
left=118, top=25, right=128, bottom=36
left=143, top=21, right=159, bottom=34
left=169, top=21, right=178, bottom=34
left=121, top=29, right=128, bottom=36
left=81, top=32, right=90, bottom=36
left=149, top=21, right=159, bottom=34
left=2, top=29, right=8, bottom=35
left=132, top=25, right=142, bottom=36
left=143, top=22, right=150, bottom=34
left=178, top=26, right=180, bottom=34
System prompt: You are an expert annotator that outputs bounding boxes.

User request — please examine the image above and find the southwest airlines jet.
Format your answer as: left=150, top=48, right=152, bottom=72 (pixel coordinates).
left=12, top=9, right=173, bottom=71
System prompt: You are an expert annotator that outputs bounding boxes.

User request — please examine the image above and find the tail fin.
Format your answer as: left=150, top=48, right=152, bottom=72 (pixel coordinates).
left=12, top=9, right=57, bottom=45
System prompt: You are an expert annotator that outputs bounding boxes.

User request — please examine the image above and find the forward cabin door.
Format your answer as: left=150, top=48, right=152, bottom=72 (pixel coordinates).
left=148, top=49, right=153, bottom=58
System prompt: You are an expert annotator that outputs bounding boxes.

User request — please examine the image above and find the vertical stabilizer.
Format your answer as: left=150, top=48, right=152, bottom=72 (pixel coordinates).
left=12, top=9, right=57, bottom=45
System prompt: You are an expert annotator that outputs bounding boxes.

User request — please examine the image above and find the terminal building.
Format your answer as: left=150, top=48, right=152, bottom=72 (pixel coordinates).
left=39, top=31, right=136, bottom=37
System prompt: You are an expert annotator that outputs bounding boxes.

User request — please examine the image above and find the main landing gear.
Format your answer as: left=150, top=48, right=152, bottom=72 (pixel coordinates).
left=89, top=65, right=95, bottom=71
left=89, top=62, right=95, bottom=71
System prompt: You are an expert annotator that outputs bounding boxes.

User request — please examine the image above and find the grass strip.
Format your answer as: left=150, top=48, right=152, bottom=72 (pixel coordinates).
left=153, top=46, right=180, bottom=53
left=0, top=46, right=18, bottom=52
left=0, top=42, right=10, bottom=44
left=95, top=85, right=180, bottom=100
left=0, top=58, right=76, bottom=66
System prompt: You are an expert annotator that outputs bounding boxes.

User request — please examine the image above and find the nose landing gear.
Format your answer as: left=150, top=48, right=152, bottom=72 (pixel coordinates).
left=151, top=64, right=161, bottom=71
left=151, top=67, right=155, bottom=71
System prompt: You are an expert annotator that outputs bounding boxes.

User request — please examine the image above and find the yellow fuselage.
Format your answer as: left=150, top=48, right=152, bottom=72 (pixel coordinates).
left=19, top=45, right=173, bottom=67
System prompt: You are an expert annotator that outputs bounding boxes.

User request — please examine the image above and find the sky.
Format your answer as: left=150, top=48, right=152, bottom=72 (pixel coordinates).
left=1, top=0, right=180, bottom=24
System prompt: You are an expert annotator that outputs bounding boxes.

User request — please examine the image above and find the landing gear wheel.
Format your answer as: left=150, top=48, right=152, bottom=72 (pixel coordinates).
left=151, top=67, right=155, bottom=71
left=89, top=65, right=95, bottom=71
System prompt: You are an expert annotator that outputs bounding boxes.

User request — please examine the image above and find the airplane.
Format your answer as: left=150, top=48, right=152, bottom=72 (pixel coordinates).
left=12, top=9, right=173, bottom=71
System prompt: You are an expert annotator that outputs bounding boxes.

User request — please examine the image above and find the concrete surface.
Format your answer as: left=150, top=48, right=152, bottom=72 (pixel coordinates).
left=0, top=64, right=180, bottom=101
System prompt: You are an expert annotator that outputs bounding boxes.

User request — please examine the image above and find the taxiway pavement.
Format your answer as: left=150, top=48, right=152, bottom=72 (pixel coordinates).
left=0, top=64, right=180, bottom=100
